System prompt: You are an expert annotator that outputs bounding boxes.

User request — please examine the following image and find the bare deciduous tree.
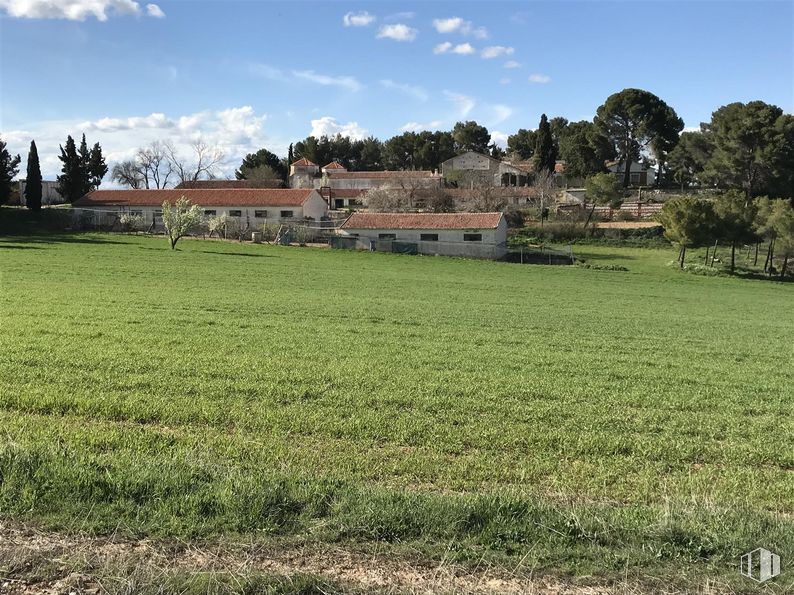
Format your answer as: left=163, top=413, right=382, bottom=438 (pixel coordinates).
left=364, top=187, right=412, bottom=212
left=166, top=140, right=225, bottom=185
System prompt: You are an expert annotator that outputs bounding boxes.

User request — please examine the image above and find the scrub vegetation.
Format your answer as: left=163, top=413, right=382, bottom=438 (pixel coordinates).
left=0, top=232, right=792, bottom=593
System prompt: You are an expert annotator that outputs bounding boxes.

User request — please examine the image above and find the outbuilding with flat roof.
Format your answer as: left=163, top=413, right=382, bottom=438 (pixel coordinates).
left=338, top=212, right=507, bottom=259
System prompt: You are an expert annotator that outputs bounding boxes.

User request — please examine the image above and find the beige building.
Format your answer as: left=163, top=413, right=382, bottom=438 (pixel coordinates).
left=18, top=180, right=64, bottom=206
left=289, top=158, right=443, bottom=207
left=441, top=151, right=531, bottom=187
left=338, top=212, right=507, bottom=260
left=73, top=188, right=328, bottom=228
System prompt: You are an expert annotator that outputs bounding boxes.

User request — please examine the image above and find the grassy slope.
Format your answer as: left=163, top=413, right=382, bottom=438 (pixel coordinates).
left=1, top=233, right=792, bottom=591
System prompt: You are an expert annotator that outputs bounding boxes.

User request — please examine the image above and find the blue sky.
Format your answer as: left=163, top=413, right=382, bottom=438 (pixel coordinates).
left=1, top=0, right=792, bottom=179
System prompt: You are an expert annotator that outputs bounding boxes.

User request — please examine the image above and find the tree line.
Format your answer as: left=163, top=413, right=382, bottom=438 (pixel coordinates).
left=2, top=87, right=792, bottom=205
left=0, top=133, right=107, bottom=210
left=660, top=192, right=794, bottom=278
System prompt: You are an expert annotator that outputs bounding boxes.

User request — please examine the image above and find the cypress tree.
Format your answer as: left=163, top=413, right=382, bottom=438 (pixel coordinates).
left=25, top=140, right=42, bottom=211
left=288, top=143, right=294, bottom=164
left=534, top=114, right=557, bottom=175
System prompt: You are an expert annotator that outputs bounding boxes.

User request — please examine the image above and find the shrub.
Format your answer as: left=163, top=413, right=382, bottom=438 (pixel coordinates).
left=119, top=213, right=144, bottom=232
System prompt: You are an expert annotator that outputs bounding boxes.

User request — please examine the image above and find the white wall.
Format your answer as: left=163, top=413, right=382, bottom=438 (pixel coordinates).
left=339, top=218, right=507, bottom=260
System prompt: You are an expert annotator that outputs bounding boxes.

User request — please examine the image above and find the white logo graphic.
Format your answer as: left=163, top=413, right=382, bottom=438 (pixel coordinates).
left=740, top=548, right=781, bottom=582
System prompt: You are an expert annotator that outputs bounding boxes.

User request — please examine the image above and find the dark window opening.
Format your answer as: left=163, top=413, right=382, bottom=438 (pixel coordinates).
left=378, top=233, right=397, bottom=240
left=420, top=233, right=439, bottom=241
left=280, top=210, right=294, bottom=218
left=463, top=233, right=482, bottom=242
left=254, top=210, right=267, bottom=218
left=228, top=210, right=242, bottom=217
left=204, top=209, right=216, bottom=216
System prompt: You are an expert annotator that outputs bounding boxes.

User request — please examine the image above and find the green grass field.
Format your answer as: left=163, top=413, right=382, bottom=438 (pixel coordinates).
left=1, top=231, right=792, bottom=592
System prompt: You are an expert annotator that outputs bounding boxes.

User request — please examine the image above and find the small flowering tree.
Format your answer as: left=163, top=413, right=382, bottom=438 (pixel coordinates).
left=161, top=197, right=204, bottom=249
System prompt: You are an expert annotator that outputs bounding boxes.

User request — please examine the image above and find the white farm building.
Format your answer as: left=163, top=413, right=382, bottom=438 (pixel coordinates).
left=72, top=188, right=329, bottom=228
left=338, top=212, right=507, bottom=260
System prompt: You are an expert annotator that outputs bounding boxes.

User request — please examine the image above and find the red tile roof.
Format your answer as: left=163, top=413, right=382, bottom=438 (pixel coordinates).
left=74, top=189, right=317, bottom=208
left=340, top=212, right=503, bottom=230
left=328, top=170, right=437, bottom=179
left=175, top=179, right=284, bottom=189
left=291, top=157, right=317, bottom=167
left=322, top=161, right=346, bottom=170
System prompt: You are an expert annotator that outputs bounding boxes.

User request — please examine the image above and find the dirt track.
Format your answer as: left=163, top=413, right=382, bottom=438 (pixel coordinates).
left=0, top=520, right=728, bottom=594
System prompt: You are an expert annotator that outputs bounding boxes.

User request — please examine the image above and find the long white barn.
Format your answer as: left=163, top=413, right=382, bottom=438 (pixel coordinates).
left=73, top=188, right=329, bottom=227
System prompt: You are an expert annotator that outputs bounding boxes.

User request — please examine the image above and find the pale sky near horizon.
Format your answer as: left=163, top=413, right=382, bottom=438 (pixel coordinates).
left=1, top=0, right=792, bottom=180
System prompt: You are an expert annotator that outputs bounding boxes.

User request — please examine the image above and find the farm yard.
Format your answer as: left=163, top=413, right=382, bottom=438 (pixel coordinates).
left=1, top=233, right=793, bottom=594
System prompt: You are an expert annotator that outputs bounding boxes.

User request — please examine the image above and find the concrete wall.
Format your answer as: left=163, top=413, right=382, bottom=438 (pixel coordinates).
left=339, top=218, right=507, bottom=260
left=19, top=181, right=64, bottom=206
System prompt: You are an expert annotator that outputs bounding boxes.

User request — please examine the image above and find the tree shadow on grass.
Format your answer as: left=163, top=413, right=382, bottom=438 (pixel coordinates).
left=196, top=250, right=277, bottom=258
left=575, top=252, right=638, bottom=262
left=0, top=234, right=131, bottom=246
left=0, top=244, right=45, bottom=250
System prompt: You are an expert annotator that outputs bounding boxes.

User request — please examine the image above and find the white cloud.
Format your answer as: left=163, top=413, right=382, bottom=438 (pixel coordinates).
left=80, top=112, right=174, bottom=132
left=310, top=116, right=368, bottom=140
left=481, top=46, right=514, bottom=59
left=400, top=120, right=444, bottom=132
left=491, top=131, right=509, bottom=148
left=292, top=70, right=362, bottom=92
left=248, top=63, right=288, bottom=81
left=444, top=91, right=475, bottom=117
left=528, top=73, right=551, bottom=84
left=380, top=79, right=428, bottom=102
left=343, top=10, right=374, bottom=27
left=432, top=16, right=487, bottom=39
left=490, top=104, right=513, bottom=124
left=0, top=0, right=164, bottom=21
left=377, top=23, right=417, bottom=42
left=145, top=3, right=163, bottom=18
left=452, top=43, right=476, bottom=55
left=435, top=41, right=477, bottom=55
left=4, top=106, right=286, bottom=183
left=503, top=60, right=521, bottom=69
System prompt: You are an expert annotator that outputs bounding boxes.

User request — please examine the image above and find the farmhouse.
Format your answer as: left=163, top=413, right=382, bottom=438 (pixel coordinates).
left=606, top=160, right=656, bottom=186
left=289, top=158, right=443, bottom=205
left=338, top=212, right=507, bottom=260
left=73, top=188, right=328, bottom=228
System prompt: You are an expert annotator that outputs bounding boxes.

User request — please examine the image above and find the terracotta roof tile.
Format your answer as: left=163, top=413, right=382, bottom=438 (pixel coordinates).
left=340, top=212, right=503, bottom=230
left=175, top=179, right=283, bottom=189
left=322, top=161, right=346, bottom=170
left=328, top=170, right=436, bottom=179
left=291, top=157, right=317, bottom=167
left=74, top=189, right=316, bottom=208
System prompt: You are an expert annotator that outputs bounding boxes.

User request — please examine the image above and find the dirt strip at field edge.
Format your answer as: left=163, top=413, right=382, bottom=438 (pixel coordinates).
left=0, top=520, right=737, bottom=595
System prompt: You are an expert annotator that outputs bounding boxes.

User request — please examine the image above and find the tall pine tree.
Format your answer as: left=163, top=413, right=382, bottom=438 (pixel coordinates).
left=88, top=142, right=107, bottom=190
left=57, top=134, right=106, bottom=203
left=0, top=136, right=21, bottom=206
left=534, top=114, right=556, bottom=175
left=25, top=140, right=42, bottom=211
left=57, top=135, right=83, bottom=203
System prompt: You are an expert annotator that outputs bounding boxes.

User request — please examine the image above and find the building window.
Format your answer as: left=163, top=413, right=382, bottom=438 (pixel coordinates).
left=154, top=210, right=163, bottom=218
left=228, top=210, right=242, bottom=217
left=463, top=233, right=482, bottom=242
left=280, top=210, right=294, bottom=218
left=420, top=233, right=438, bottom=241
left=204, top=209, right=216, bottom=217
left=378, top=233, right=397, bottom=240
left=130, top=210, right=143, bottom=217
left=254, top=210, right=267, bottom=218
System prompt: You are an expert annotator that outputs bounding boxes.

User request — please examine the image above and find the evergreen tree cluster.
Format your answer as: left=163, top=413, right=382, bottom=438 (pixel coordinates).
left=57, top=133, right=108, bottom=203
